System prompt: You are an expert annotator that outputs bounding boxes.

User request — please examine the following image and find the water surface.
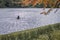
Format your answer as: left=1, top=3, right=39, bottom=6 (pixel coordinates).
left=0, top=8, right=60, bottom=34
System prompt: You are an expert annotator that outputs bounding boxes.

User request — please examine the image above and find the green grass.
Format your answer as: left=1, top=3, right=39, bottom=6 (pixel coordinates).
left=0, top=23, right=60, bottom=40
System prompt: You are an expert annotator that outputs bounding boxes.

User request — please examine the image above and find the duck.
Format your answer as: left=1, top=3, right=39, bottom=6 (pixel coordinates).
left=17, top=16, right=20, bottom=19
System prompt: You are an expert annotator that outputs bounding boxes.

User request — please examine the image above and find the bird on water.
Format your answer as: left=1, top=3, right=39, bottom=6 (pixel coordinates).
left=17, top=16, right=20, bottom=20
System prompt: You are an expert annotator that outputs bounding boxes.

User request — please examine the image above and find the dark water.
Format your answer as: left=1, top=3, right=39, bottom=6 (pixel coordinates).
left=0, top=8, right=60, bottom=34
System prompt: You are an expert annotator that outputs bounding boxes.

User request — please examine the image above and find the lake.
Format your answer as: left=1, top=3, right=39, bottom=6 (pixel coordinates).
left=0, top=8, right=60, bottom=34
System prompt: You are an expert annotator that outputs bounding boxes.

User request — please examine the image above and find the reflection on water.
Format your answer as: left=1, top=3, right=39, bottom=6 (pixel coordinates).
left=0, top=8, right=60, bottom=34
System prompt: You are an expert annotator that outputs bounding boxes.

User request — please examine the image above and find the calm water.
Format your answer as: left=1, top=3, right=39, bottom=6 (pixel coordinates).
left=0, top=8, right=60, bottom=34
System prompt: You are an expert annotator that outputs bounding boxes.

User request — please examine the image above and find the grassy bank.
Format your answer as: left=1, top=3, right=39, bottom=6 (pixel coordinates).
left=0, top=23, right=60, bottom=40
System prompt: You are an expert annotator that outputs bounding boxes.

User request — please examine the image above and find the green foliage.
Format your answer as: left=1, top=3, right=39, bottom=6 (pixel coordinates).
left=0, top=23, right=60, bottom=40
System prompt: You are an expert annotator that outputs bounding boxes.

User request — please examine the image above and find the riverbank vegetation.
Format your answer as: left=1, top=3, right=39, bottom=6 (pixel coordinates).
left=0, top=23, right=60, bottom=40
left=0, top=0, right=60, bottom=8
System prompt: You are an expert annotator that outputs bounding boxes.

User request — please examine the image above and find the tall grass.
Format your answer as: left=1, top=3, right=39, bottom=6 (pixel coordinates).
left=0, top=23, right=60, bottom=40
